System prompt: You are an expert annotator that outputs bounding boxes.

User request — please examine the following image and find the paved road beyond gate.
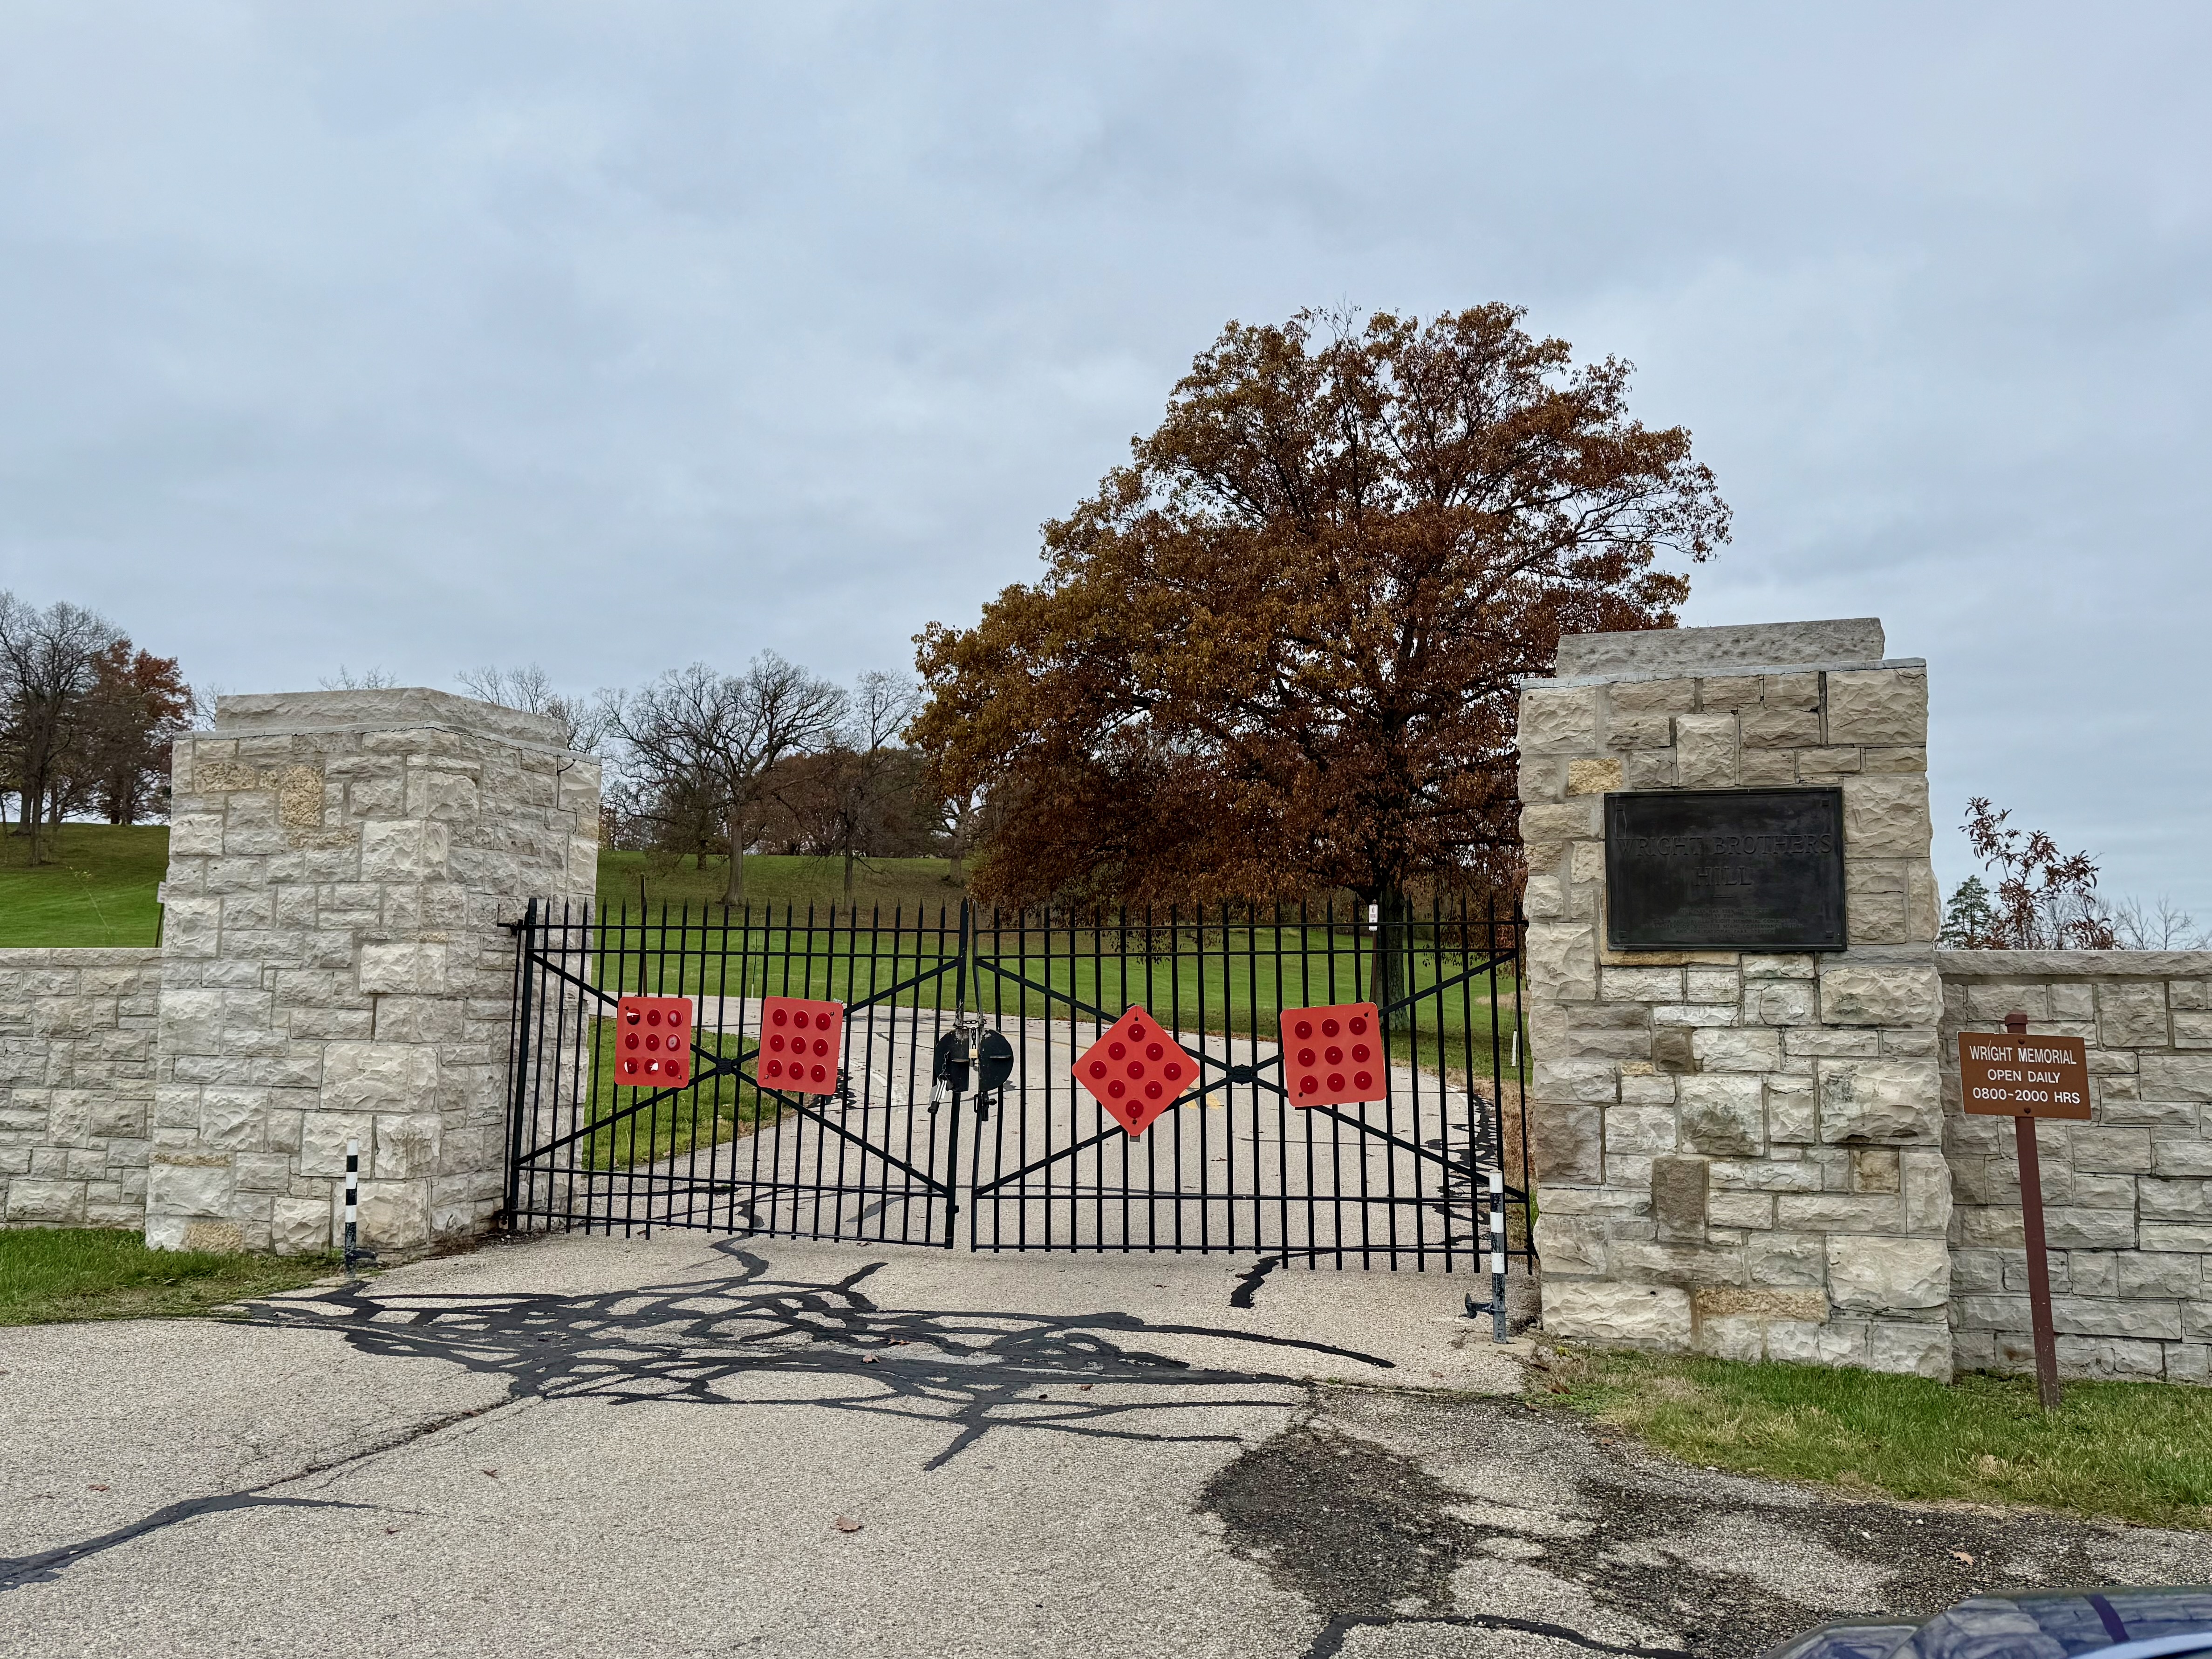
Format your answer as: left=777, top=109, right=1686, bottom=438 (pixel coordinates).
left=504, top=898, right=1533, bottom=1287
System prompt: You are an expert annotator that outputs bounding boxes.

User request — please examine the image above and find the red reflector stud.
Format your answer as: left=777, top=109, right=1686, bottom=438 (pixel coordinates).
left=614, top=996, right=692, bottom=1087
left=758, top=995, right=847, bottom=1098
left=1073, top=1005, right=1196, bottom=1137
left=1279, top=1003, right=1384, bottom=1107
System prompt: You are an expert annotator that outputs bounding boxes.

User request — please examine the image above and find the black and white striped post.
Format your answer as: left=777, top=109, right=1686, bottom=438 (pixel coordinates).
left=1488, top=1168, right=1508, bottom=1342
left=342, top=1138, right=360, bottom=1277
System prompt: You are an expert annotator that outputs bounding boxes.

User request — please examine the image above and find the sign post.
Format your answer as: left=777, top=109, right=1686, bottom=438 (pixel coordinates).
left=1957, top=1010, right=2090, bottom=1410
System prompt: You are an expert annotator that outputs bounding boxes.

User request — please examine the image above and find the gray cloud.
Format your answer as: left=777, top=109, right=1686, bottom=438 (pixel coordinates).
left=2, top=1, right=2206, bottom=910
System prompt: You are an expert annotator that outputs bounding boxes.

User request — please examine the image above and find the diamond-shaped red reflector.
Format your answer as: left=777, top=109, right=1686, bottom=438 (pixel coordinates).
left=614, top=996, right=693, bottom=1087
left=1279, top=1002, right=1384, bottom=1107
left=759, top=995, right=845, bottom=1097
left=1073, top=1004, right=1196, bottom=1137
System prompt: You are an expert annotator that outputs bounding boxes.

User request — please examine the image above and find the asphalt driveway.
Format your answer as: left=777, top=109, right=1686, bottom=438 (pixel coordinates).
left=2, top=1235, right=2205, bottom=1658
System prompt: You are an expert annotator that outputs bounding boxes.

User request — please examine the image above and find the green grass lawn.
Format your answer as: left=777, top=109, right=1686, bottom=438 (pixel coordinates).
left=0, top=1227, right=339, bottom=1324
left=598, top=849, right=968, bottom=915
left=0, top=824, right=169, bottom=948
left=1533, top=1345, right=2212, bottom=1531
left=573, top=1022, right=788, bottom=1169
left=585, top=901, right=1524, bottom=1039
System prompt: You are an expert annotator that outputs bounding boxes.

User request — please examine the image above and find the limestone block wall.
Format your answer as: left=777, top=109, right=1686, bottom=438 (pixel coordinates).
left=0, top=949, right=161, bottom=1227
left=148, top=689, right=599, bottom=1255
left=1939, top=950, right=2212, bottom=1383
left=1521, top=619, right=1957, bottom=1377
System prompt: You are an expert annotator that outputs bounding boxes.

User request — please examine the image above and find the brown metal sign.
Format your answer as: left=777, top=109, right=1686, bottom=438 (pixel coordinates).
left=1958, top=1031, right=2090, bottom=1120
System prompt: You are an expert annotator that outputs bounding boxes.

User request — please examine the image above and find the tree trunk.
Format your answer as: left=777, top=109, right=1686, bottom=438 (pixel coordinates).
left=842, top=848, right=856, bottom=900
left=1366, top=883, right=1413, bottom=1031
left=723, top=816, right=747, bottom=907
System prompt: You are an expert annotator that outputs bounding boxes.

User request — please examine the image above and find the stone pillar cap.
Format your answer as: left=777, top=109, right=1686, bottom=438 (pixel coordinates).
left=211, top=688, right=568, bottom=750
left=1554, top=618, right=1887, bottom=679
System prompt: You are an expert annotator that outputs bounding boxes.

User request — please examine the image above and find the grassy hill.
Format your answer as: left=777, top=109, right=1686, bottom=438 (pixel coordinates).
left=596, top=849, right=967, bottom=918
left=0, top=826, right=170, bottom=948
left=0, top=828, right=970, bottom=949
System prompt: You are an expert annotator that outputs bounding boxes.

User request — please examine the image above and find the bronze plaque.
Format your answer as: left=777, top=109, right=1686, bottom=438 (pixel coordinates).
left=1958, top=1032, right=2091, bottom=1120
left=1603, top=788, right=1846, bottom=951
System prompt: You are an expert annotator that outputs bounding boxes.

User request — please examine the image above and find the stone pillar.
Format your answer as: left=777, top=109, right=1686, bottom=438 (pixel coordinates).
left=1519, top=619, right=1953, bottom=1376
left=147, top=690, right=599, bottom=1255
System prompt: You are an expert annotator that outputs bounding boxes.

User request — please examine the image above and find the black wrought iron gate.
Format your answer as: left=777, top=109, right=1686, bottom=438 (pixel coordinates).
left=504, top=898, right=1533, bottom=1284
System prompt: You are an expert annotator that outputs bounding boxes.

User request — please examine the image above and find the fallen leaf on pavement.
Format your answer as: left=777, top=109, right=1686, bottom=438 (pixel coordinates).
left=833, top=1516, right=863, bottom=1534
left=1950, top=1550, right=1975, bottom=1565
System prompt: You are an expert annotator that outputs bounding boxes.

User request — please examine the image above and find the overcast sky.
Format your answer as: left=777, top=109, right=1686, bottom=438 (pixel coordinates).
left=3, top=3, right=2206, bottom=916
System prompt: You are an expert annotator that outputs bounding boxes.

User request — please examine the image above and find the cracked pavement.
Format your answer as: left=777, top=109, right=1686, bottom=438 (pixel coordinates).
left=2, top=1233, right=2206, bottom=1658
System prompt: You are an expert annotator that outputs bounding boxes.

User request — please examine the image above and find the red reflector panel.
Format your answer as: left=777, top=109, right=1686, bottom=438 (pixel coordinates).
left=1073, top=1004, right=1196, bottom=1138
left=614, top=996, right=694, bottom=1087
left=1278, top=1003, right=1385, bottom=1107
left=759, top=995, right=847, bottom=1097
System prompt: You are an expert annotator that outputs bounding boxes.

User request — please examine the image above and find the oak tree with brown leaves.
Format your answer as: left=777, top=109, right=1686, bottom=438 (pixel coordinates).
left=913, top=306, right=1730, bottom=935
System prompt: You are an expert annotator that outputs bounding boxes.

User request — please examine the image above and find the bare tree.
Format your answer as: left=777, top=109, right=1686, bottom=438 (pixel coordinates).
left=611, top=653, right=847, bottom=905
left=458, top=663, right=614, bottom=754
left=320, top=665, right=399, bottom=690
left=0, top=593, right=124, bottom=863
left=933, top=782, right=988, bottom=885
left=2112, top=895, right=2212, bottom=950
left=809, top=671, right=925, bottom=898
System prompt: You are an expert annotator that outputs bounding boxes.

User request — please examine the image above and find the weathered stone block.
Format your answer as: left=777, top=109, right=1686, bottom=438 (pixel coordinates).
left=1519, top=685, right=1601, bottom=753
left=1608, top=676, right=1699, bottom=713
left=358, top=1180, right=430, bottom=1249
left=1601, top=966, right=1682, bottom=1002
left=1747, top=1230, right=1826, bottom=1286
left=1530, top=1103, right=1602, bottom=1184
left=1827, top=1236, right=1948, bottom=1313
left=1776, top=1192, right=1903, bottom=1231
left=1533, top=1059, right=1617, bottom=1105
left=1818, top=1059, right=1941, bottom=1143
left=148, top=1160, right=234, bottom=1217
left=1826, top=668, right=1927, bottom=746
left=2137, top=1176, right=2208, bottom=1219
left=1543, top=1282, right=1693, bottom=1348
left=1818, top=963, right=1941, bottom=1027
left=1532, top=1216, right=1608, bottom=1275
left=2094, top=982, right=2170, bottom=1048
left=1739, top=706, right=1821, bottom=746
left=1737, top=749, right=1796, bottom=786
left=1522, top=874, right=1565, bottom=921
left=1865, top=1321, right=1950, bottom=1379
left=1610, top=1239, right=1746, bottom=1285
left=2141, top=1055, right=2212, bottom=1102
left=2069, top=1126, right=2154, bottom=1174
left=1566, top=758, right=1622, bottom=795
left=1651, top=1156, right=1708, bottom=1239
left=2044, top=1208, right=2140, bottom=1250
left=1673, top=714, right=1738, bottom=788
left=322, top=1042, right=439, bottom=1116
left=1690, top=1027, right=1782, bottom=1073
left=1526, top=923, right=1598, bottom=1002
left=1767, top=1074, right=1817, bottom=1143
left=359, top=942, right=449, bottom=996
left=374, top=1112, right=444, bottom=1181
left=1605, top=711, right=1674, bottom=750
left=1767, top=1319, right=1868, bottom=1365
left=1706, top=1189, right=1775, bottom=1230
left=1678, top=1075, right=1765, bottom=1156
left=1796, top=747, right=1863, bottom=778
left=1841, top=774, right=1930, bottom=859
left=1748, top=982, right=1816, bottom=1026
left=1606, top=1106, right=1678, bottom=1154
